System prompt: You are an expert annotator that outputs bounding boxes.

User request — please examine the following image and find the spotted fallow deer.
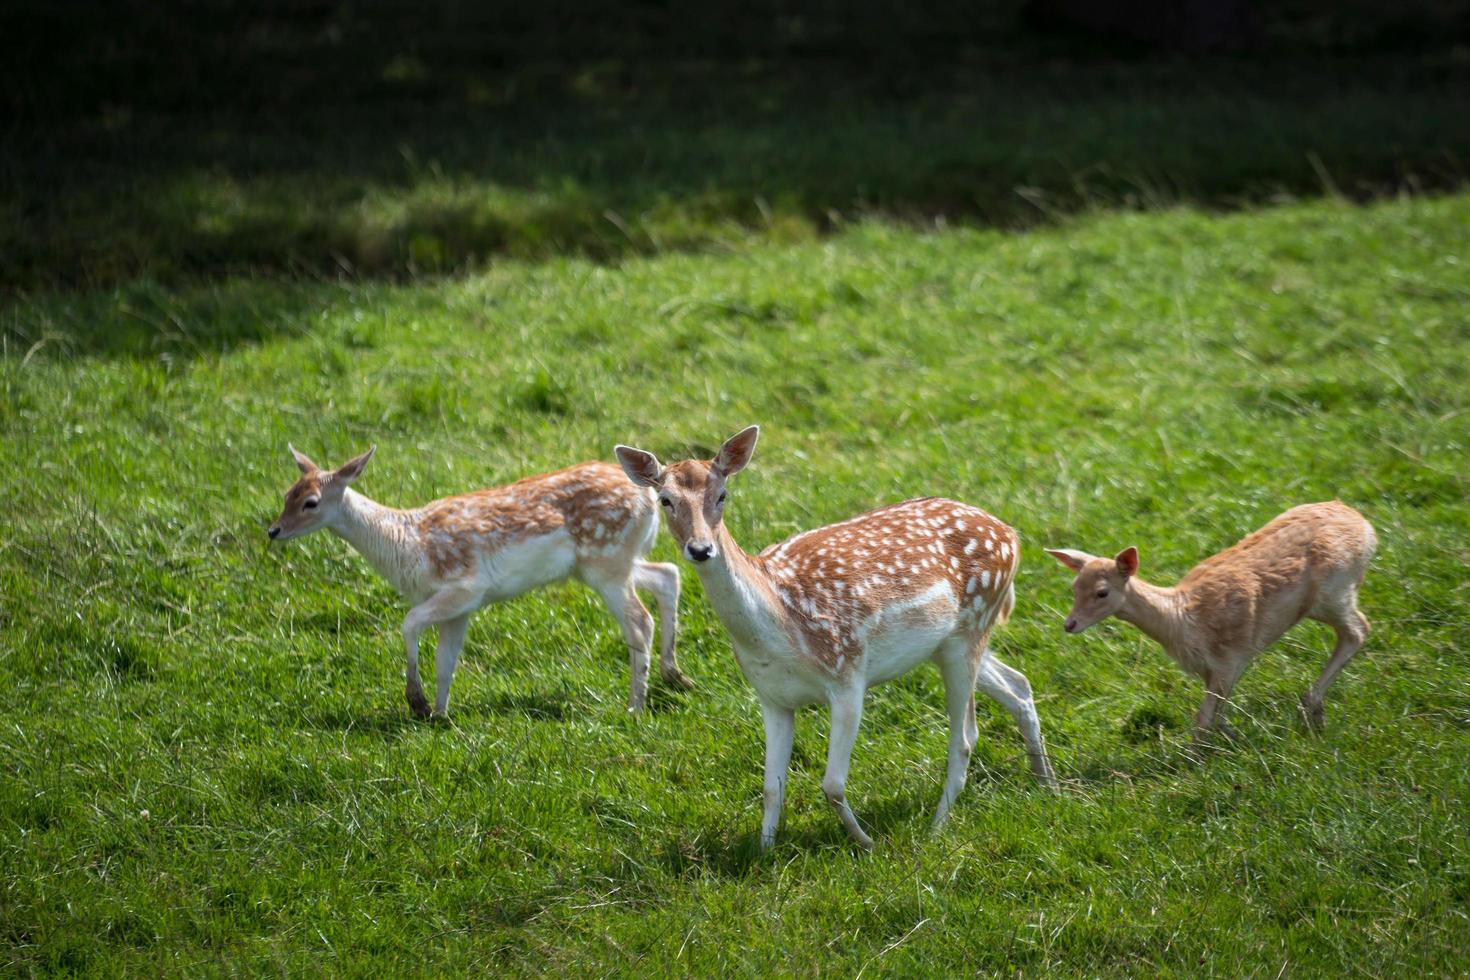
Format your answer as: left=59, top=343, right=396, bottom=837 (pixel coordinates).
left=615, top=426, right=1055, bottom=850
left=268, top=445, right=692, bottom=717
left=1046, top=501, right=1376, bottom=743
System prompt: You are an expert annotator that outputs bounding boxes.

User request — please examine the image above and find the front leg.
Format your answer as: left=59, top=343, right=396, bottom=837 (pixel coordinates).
left=586, top=573, right=654, bottom=711
left=823, top=688, right=873, bottom=851
left=1191, top=661, right=1245, bottom=749
left=433, top=613, right=472, bottom=718
left=759, top=702, right=795, bottom=850
left=401, top=613, right=433, bottom=719
left=401, top=588, right=478, bottom=719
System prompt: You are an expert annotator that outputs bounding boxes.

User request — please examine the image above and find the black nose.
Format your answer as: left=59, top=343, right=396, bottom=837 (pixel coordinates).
left=1064, top=618, right=1077, bottom=633
left=687, top=543, right=712, bottom=562
left=268, top=527, right=281, bottom=539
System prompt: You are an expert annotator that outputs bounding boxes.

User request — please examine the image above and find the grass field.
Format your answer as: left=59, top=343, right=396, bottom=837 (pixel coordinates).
left=6, top=7, right=1470, bottom=971
left=4, top=184, right=1470, bottom=973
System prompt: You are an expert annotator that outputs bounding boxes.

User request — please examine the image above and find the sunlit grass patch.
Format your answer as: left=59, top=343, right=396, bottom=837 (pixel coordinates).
left=1, top=193, right=1468, bottom=973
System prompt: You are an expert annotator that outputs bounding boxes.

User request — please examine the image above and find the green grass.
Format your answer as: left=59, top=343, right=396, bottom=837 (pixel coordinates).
left=3, top=189, right=1469, bottom=974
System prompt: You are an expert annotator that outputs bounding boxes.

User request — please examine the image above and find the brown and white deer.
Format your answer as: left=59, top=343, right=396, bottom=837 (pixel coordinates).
left=1046, top=501, right=1376, bottom=742
left=615, top=426, right=1055, bottom=850
left=268, top=445, right=692, bottom=717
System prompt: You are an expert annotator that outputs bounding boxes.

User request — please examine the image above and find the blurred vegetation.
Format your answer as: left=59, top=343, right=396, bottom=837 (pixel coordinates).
left=5, top=1, right=1470, bottom=290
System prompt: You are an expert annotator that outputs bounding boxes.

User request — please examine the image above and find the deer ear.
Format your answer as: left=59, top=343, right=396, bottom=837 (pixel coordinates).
left=1045, top=548, right=1092, bottom=573
left=289, top=443, right=319, bottom=474
left=1115, top=546, right=1139, bottom=577
left=334, top=445, right=376, bottom=484
left=615, top=445, right=664, bottom=488
left=714, top=425, right=759, bottom=476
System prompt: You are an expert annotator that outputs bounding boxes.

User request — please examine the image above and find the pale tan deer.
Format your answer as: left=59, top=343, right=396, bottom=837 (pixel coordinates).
left=615, top=426, right=1055, bottom=851
left=268, top=445, right=692, bottom=717
left=1046, top=501, right=1376, bottom=742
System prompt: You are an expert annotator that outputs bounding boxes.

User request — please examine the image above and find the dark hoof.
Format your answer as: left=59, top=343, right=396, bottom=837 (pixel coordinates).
left=406, top=689, right=433, bottom=719
left=663, top=670, right=696, bottom=691
left=1298, top=696, right=1326, bottom=732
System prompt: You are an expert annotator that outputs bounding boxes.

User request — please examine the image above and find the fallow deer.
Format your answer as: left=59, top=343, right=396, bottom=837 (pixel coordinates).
left=615, top=426, right=1055, bottom=851
left=268, top=445, right=692, bottom=717
left=1047, top=501, right=1375, bottom=743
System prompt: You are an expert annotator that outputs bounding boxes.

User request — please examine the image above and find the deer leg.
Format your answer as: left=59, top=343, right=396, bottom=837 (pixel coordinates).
left=932, top=641, right=981, bottom=832
left=759, top=702, right=796, bottom=850
left=634, top=560, right=692, bottom=690
left=965, top=692, right=979, bottom=754
left=432, top=613, right=472, bottom=718
left=590, top=574, right=654, bottom=712
left=401, top=588, right=478, bottom=719
left=1301, top=606, right=1369, bottom=731
left=822, top=687, right=873, bottom=850
left=1191, top=659, right=1247, bottom=751
left=1194, top=675, right=1226, bottom=734
left=977, top=652, right=1057, bottom=787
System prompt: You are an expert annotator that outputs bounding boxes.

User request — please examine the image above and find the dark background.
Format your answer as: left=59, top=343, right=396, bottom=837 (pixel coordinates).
left=5, top=1, right=1470, bottom=290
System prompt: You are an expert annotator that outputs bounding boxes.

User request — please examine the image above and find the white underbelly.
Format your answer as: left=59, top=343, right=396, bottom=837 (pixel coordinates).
left=857, top=584, right=960, bottom=687
left=475, top=531, right=577, bottom=603
left=863, top=620, right=956, bottom=686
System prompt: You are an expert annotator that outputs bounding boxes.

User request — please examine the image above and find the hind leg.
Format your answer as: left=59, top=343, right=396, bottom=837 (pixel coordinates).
left=977, top=652, right=1057, bottom=787
left=634, top=560, right=693, bottom=690
left=1301, top=601, right=1370, bottom=731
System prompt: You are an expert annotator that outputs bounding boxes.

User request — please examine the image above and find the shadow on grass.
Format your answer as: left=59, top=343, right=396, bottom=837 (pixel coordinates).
left=298, top=694, right=581, bottom=739
left=0, top=276, right=333, bottom=361
left=650, top=785, right=943, bottom=878
left=1064, top=749, right=1194, bottom=789
left=4, top=2, right=1470, bottom=304
left=1061, top=710, right=1320, bottom=788
left=301, top=704, right=422, bottom=740
left=655, top=823, right=882, bottom=880
left=475, top=688, right=577, bottom=722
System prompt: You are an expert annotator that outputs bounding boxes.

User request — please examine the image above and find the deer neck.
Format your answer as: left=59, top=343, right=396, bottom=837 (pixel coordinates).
left=695, top=524, right=785, bottom=652
left=329, top=488, right=423, bottom=594
left=1116, top=577, right=1191, bottom=652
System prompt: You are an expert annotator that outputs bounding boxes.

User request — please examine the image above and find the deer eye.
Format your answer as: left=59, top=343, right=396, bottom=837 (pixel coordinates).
left=303, top=498, right=320, bottom=510
left=1096, top=589, right=1109, bottom=599
left=717, top=492, right=728, bottom=504
left=659, top=497, right=672, bottom=508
